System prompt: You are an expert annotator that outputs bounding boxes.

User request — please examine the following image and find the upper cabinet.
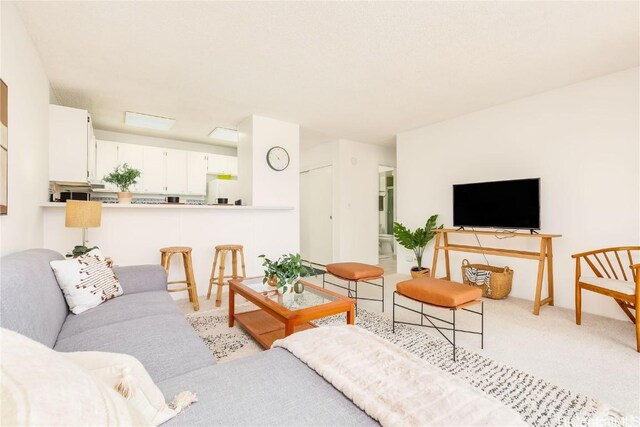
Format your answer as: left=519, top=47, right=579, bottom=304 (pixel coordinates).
left=207, top=154, right=238, bottom=176
left=165, top=149, right=188, bottom=195
left=96, top=140, right=119, bottom=191
left=49, top=105, right=94, bottom=182
left=187, top=152, right=208, bottom=195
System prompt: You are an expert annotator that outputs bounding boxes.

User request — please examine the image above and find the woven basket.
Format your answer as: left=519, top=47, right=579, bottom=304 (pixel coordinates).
left=461, top=259, right=513, bottom=300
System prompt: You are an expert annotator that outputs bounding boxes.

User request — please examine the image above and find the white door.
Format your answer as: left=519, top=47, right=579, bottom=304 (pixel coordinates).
left=96, top=140, right=119, bottom=191
left=187, top=152, right=207, bottom=195
left=165, top=149, right=188, bottom=194
left=117, top=143, right=145, bottom=192
left=300, top=166, right=333, bottom=265
left=142, top=146, right=166, bottom=193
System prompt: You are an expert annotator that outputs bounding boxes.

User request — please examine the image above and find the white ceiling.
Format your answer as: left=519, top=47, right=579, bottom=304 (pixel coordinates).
left=14, top=1, right=639, bottom=148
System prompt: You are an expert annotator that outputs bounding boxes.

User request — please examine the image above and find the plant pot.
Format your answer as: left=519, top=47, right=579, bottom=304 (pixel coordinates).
left=293, top=280, right=305, bottom=294
left=410, top=267, right=430, bottom=279
left=267, top=275, right=278, bottom=287
left=117, top=192, right=133, bottom=204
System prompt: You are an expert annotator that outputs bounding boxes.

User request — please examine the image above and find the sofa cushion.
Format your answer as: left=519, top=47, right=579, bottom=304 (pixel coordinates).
left=157, top=348, right=376, bottom=426
left=58, top=291, right=181, bottom=340
left=54, top=314, right=215, bottom=383
left=396, top=277, right=483, bottom=308
left=0, top=249, right=67, bottom=348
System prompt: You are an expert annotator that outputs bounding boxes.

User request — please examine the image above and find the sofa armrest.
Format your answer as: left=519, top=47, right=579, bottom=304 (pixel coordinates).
left=112, top=265, right=167, bottom=295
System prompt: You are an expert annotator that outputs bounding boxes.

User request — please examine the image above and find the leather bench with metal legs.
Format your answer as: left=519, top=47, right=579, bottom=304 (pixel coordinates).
left=393, top=277, right=484, bottom=361
left=323, top=262, right=385, bottom=314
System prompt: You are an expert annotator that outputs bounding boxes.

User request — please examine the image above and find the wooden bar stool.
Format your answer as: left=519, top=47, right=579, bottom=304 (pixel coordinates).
left=207, top=244, right=246, bottom=307
left=160, top=246, right=199, bottom=311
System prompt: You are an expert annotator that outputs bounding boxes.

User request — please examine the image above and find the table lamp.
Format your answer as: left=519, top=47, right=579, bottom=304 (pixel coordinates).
left=65, top=200, right=102, bottom=249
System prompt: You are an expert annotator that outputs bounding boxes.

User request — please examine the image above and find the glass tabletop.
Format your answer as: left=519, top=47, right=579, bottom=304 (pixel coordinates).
left=240, top=277, right=343, bottom=311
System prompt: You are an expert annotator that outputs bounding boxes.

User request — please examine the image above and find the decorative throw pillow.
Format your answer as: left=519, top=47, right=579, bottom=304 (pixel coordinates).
left=50, top=248, right=123, bottom=314
left=0, top=328, right=143, bottom=426
left=63, top=351, right=180, bottom=426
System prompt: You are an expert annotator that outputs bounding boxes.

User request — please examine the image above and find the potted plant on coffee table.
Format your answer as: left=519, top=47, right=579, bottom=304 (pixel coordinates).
left=393, top=214, right=442, bottom=279
left=258, top=253, right=314, bottom=293
left=103, top=163, right=141, bottom=204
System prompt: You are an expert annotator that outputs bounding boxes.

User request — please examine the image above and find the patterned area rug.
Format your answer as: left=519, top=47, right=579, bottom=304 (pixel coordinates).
left=186, top=308, right=628, bottom=427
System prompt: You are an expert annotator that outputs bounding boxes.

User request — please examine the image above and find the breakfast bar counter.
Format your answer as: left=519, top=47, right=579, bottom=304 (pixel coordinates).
left=41, top=202, right=299, bottom=300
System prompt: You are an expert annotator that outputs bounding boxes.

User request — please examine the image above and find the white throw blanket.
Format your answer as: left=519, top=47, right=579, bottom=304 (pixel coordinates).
left=273, top=325, right=525, bottom=427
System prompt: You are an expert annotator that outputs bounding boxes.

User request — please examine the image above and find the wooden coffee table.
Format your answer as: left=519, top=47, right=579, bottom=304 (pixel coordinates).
left=229, top=277, right=355, bottom=349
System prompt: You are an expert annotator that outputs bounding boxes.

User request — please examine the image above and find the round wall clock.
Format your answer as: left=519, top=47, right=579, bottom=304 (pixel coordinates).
left=266, top=146, right=290, bottom=171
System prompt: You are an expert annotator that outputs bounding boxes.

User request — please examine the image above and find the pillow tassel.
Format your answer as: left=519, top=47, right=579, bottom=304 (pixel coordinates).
left=115, top=366, right=137, bottom=400
left=170, top=391, right=198, bottom=413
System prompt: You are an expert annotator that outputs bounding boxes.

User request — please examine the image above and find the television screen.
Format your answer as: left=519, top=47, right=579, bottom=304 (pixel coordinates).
left=453, top=178, right=540, bottom=230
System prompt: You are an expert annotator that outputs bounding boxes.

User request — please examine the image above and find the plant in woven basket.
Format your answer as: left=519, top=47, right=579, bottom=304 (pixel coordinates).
left=393, top=214, right=443, bottom=278
left=258, top=253, right=314, bottom=293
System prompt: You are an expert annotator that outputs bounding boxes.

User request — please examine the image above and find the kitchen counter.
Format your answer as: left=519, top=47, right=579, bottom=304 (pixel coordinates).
left=41, top=202, right=293, bottom=210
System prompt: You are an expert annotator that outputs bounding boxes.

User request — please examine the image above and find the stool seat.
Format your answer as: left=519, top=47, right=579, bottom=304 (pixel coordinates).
left=160, top=246, right=192, bottom=253
left=214, top=244, right=243, bottom=251
left=326, top=262, right=384, bottom=281
left=396, top=277, right=482, bottom=308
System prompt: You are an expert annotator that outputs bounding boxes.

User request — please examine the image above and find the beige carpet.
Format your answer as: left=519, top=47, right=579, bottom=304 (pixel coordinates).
left=177, top=273, right=640, bottom=417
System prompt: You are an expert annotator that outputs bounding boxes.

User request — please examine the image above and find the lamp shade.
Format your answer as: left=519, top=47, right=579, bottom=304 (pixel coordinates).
left=65, top=201, right=102, bottom=228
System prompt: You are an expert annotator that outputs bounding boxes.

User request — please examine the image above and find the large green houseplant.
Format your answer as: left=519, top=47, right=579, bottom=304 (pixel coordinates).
left=103, top=163, right=141, bottom=204
left=393, top=214, right=443, bottom=278
left=258, top=253, right=314, bottom=293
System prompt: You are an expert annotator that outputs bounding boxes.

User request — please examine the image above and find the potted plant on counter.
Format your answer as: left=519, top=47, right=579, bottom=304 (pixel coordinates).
left=393, top=214, right=442, bottom=279
left=258, top=253, right=314, bottom=293
left=103, top=163, right=141, bottom=204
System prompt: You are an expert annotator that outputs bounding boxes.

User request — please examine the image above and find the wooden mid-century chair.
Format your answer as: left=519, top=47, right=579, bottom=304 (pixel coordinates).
left=572, top=246, right=639, bottom=352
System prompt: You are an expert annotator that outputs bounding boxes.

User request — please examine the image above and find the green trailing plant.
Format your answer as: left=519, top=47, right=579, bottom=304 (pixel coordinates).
left=103, top=163, right=141, bottom=192
left=258, top=253, right=314, bottom=293
left=393, top=214, right=443, bottom=270
left=69, top=245, right=98, bottom=258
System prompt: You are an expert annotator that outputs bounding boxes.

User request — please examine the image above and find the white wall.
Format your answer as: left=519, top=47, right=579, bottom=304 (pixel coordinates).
left=396, top=68, right=640, bottom=320
left=300, top=139, right=396, bottom=264
left=93, top=129, right=236, bottom=156
left=0, top=3, right=50, bottom=256
left=236, top=115, right=301, bottom=256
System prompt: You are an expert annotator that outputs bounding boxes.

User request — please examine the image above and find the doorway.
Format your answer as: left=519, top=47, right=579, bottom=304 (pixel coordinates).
left=378, top=166, right=396, bottom=270
left=300, top=166, right=333, bottom=265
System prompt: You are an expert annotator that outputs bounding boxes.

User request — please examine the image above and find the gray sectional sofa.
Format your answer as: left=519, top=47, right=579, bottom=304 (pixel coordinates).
left=0, top=249, right=376, bottom=426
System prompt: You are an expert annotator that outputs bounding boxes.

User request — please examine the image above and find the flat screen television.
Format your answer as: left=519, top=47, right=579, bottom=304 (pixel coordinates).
left=453, top=178, right=540, bottom=230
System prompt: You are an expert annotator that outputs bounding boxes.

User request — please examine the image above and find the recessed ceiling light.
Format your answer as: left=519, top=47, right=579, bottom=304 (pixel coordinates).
left=125, top=111, right=175, bottom=131
left=208, top=127, right=238, bottom=142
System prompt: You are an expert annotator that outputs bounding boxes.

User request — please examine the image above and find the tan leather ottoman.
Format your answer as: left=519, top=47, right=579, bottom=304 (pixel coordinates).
left=323, top=262, right=385, bottom=314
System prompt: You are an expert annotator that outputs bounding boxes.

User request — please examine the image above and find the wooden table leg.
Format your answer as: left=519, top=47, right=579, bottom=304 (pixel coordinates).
left=443, top=231, right=451, bottom=280
left=228, top=287, right=235, bottom=327
left=431, top=233, right=441, bottom=278
left=533, top=238, right=547, bottom=315
left=346, top=304, right=355, bottom=325
left=284, top=321, right=294, bottom=337
left=546, top=237, right=554, bottom=306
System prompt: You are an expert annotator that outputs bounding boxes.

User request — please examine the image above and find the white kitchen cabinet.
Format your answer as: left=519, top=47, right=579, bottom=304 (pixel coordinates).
left=49, top=104, right=94, bottom=183
left=87, top=118, right=97, bottom=180
left=165, top=149, right=188, bottom=195
left=226, top=156, right=238, bottom=176
left=187, top=152, right=207, bottom=195
left=207, top=154, right=238, bottom=176
left=117, top=143, right=145, bottom=192
left=142, top=146, right=166, bottom=194
left=95, top=140, right=119, bottom=192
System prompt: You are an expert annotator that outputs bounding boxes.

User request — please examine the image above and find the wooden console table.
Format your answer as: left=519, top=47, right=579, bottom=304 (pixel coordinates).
left=431, top=228, right=561, bottom=315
